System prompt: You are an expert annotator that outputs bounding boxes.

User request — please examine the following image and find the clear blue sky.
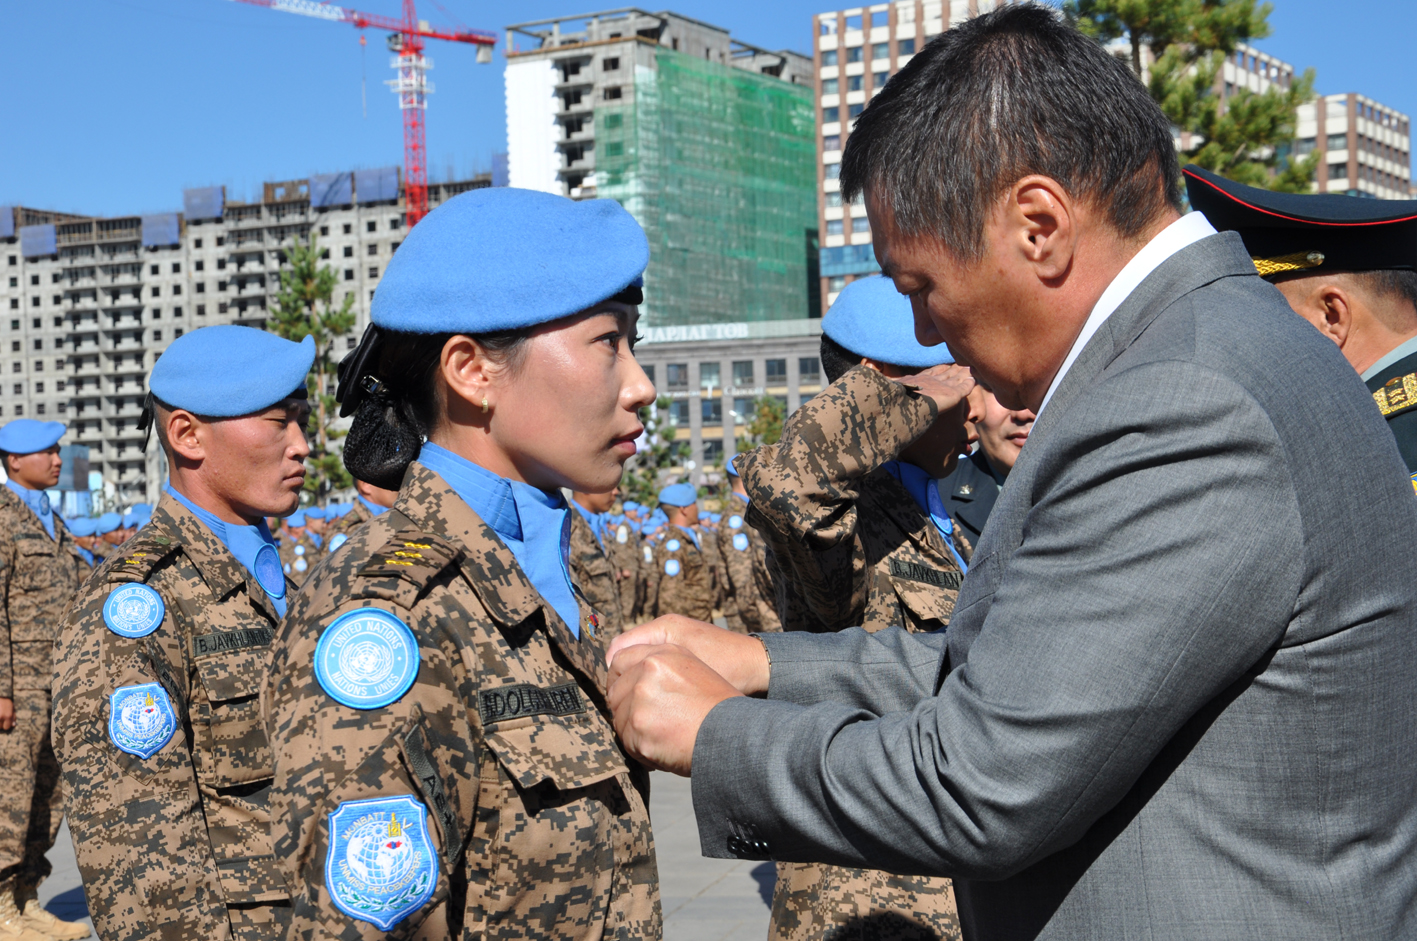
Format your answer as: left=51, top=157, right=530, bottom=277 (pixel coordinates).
left=2, top=0, right=1412, bottom=217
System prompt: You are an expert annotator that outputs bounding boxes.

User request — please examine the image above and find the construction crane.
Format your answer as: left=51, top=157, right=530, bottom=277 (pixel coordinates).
left=228, top=0, right=496, bottom=225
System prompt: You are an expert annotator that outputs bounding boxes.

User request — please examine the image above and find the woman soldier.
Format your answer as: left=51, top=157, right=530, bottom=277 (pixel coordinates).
left=265, top=188, right=660, bottom=939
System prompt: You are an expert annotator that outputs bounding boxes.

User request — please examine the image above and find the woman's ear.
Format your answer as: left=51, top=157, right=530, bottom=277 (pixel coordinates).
left=441, top=335, right=497, bottom=419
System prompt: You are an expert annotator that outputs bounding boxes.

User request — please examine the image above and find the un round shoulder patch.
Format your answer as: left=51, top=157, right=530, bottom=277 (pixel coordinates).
left=315, top=608, right=420, bottom=710
left=733, top=532, right=750, bottom=552
left=295, top=557, right=308, bottom=573
left=665, top=559, right=681, bottom=577
left=254, top=544, right=286, bottom=599
left=295, top=544, right=306, bottom=556
left=328, top=533, right=349, bottom=554
left=666, top=538, right=681, bottom=552
left=326, top=795, right=437, bottom=930
left=729, top=515, right=744, bottom=530
left=103, top=584, right=166, bottom=638
left=109, top=683, right=177, bottom=759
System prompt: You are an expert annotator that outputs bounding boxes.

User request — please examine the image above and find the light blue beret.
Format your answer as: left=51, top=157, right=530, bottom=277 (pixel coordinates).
left=150, top=326, right=314, bottom=417
left=131, top=503, right=153, bottom=514
left=304, top=506, right=326, bottom=519
left=121, top=512, right=138, bottom=529
left=371, top=188, right=649, bottom=335
left=658, top=483, right=698, bottom=507
left=66, top=517, right=97, bottom=537
left=822, top=275, right=954, bottom=369
left=287, top=510, right=307, bottom=527
left=623, top=501, right=641, bottom=512
left=0, top=419, right=64, bottom=455
left=726, top=456, right=740, bottom=477
left=96, top=512, right=121, bottom=535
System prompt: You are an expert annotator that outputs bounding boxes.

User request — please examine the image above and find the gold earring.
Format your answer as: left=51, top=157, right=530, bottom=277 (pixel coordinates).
left=481, top=396, right=489, bottom=414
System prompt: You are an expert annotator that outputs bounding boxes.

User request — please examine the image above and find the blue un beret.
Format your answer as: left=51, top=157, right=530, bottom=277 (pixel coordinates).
left=658, top=483, right=698, bottom=507
left=822, top=275, right=954, bottom=369
left=0, top=419, right=65, bottom=455
left=66, top=517, right=97, bottom=537
left=150, top=326, right=314, bottom=417
left=303, top=506, right=326, bottom=520
left=121, top=512, right=138, bottom=529
left=287, top=510, right=307, bottom=527
left=371, top=188, right=649, bottom=335
left=96, top=513, right=121, bottom=535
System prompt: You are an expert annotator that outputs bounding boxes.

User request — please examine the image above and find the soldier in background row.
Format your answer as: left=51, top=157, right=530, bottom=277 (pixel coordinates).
left=323, top=479, right=397, bottom=555
left=66, top=516, right=100, bottom=569
left=651, top=484, right=715, bottom=623
left=605, top=503, right=643, bottom=624
left=0, top=421, right=90, bottom=941
left=737, top=275, right=980, bottom=941
left=570, top=488, right=627, bottom=640
left=715, top=459, right=781, bottom=635
left=276, top=509, right=321, bottom=583
left=53, top=326, right=313, bottom=940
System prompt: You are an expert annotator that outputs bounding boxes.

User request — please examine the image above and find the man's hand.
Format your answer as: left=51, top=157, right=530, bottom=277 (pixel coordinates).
left=898, top=362, right=976, bottom=417
left=607, top=643, right=743, bottom=776
left=0, top=698, right=14, bottom=732
left=607, top=615, right=771, bottom=696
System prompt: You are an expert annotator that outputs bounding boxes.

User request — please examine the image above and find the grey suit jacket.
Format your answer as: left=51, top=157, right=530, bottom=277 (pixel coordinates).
left=690, top=232, right=1417, bottom=940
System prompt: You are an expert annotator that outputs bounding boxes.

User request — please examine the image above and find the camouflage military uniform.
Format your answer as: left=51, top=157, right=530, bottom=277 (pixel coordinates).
left=604, top=520, right=641, bottom=624
left=0, top=488, right=88, bottom=913
left=714, top=492, right=782, bottom=635
left=322, top=501, right=378, bottom=556
left=650, top=527, right=714, bottom=622
left=266, top=463, right=660, bottom=940
left=51, top=495, right=293, bottom=941
left=739, top=365, right=966, bottom=941
left=278, top=529, right=321, bottom=585
left=694, top=524, right=729, bottom=622
left=568, top=509, right=626, bottom=641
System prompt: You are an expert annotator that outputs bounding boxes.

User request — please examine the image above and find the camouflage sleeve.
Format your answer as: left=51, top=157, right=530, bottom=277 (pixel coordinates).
left=51, top=582, right=233, bottom=941
left=738, top=366, right=936, bottom=631
left=268, top=587, right=480, bottom=940
left=717, top=525, right=763, bottom=633
left=0, top=522, right=13, bottom=699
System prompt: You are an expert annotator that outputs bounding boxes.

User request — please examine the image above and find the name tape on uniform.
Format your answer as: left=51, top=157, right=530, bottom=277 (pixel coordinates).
left=888, top=559, right=962, bottom=591
left=192, top=627, right=274, bottom=658
left=479, top=683, right=586, bottom=725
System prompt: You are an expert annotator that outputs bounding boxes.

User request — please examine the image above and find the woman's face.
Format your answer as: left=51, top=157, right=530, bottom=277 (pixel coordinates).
left=444, top=304, right=656, bottom=493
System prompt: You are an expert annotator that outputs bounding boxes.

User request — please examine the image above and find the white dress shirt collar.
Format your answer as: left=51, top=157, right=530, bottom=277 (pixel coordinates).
left=1360, top=333, right=1417, bottom=383
left=1037, top=211, right=1219, bottom=416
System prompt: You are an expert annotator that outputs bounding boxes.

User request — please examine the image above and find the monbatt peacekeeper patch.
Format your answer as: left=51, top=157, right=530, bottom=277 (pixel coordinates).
left=1374, top=373, right=1417, bottom=418
left=102, top=583, right=166, bottom=638
left=315, top=608, right=421, bottom=710
left=108, top=682, right=178, bottom=759
left=326, top=795, right=437, bottom=930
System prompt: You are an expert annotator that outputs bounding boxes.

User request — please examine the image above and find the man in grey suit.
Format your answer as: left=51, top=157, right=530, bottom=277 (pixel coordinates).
left=604, top=6, right=1417, bottom=940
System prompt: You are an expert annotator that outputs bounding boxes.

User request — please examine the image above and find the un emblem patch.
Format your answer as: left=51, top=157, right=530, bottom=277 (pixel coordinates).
left=315, top=608, right=420, bottom=710
left=103, top=584, right=166, bottom=638
left=733, top=533, right=750, bottom=552
left=665, top=559, right=681, bottom=577
left=616, top=525, right=629, bottom=544
left=254, top=544, right=286, bottom=599
left=729, top=515, right=744, bottom=530
left=666, top=539, right=681, bottom=552
left=328, top=533, right=349, bottom=554
left=108, top=683, right=177, bottom=759
left=326, top=795, right=437, bottom=930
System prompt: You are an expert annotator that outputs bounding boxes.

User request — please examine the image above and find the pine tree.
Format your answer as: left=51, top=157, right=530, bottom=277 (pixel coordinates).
left=620, top=397, right=689, bottom=506
left=745, top=395, right=787, bottom=448
left=1065, top=0, right=1318, bottom=191
left=266, top=234, right=357, bottom=502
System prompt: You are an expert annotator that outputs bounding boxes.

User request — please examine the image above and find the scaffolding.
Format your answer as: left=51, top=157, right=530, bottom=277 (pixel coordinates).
left=597, top=49, right=818, bottom=326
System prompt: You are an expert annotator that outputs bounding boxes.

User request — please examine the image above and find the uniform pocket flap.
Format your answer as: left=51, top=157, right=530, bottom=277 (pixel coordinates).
left=216, top=854, right=290, bottom=904
left=193, top=642, right=267, bottom=703
left=481, top=694, right=627, bottom=793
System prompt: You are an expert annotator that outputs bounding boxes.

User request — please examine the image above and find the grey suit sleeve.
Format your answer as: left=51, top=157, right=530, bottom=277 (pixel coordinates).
left=692, top=360, right=1305, bottom=879
left=761, top=627, right=946, bottom=715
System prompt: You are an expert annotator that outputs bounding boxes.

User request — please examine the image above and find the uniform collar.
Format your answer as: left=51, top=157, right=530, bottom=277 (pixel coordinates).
left=356, top=494, right=390, bottom=517
left=1362, top=333, right=1417, bottom=383
left=5, top=479, right=55, bottom=540
left=152, top=493, right=283, bottom=623
left=164, top=484, right=287, bottom=616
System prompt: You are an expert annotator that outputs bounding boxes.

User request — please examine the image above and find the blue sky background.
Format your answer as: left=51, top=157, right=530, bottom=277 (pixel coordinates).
left=2, top=0, right=1412, bottom=217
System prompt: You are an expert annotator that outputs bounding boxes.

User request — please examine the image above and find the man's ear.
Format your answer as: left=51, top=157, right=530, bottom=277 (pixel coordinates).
left=165, top=409, right=206, bottom=464
left=1007, top=175, right=1075, bottom=284
left=1314, top=283, right=1354, bottom=347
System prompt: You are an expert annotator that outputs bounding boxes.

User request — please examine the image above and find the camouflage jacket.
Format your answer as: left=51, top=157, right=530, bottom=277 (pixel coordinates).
left=740, top=365, right=968, bottom=634
left=265, top=463, right=660, bottom=940
left=650, top=527, right=715, bottom=622
left=715, top=493, right=782, bottom=634
left=323, top=502, right=379, bottom=557
left=51, top=494, right=294, bottom=941
left=0, top=487, right=89, bottom=698
left=604, top=521, right=642, bottom=624
left=568, top=509, right=625, bottom=641
left=694, top=525, right=728, bottom=616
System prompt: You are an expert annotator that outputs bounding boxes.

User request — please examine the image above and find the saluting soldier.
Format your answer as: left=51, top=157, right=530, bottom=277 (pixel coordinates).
left=570, top=489, right=627, bottom=641
left=51, top=326, right=313, bottom=941
left=714, top=460, right=781, bottom=634
left=736, top=275, right=979, bottom=941
left=650, top=485, right=715, bottom=622
left=265, top=187, right=661, bottom=939
left=1185, top=166, right=1417, bottom=479
left=0, top=421, right=90, bottom=941
left=322, top=480, right=397, bottom=556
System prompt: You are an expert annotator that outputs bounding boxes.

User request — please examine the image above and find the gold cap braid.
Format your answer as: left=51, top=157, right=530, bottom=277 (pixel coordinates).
left=1252, top=251, right=1326, bottom=278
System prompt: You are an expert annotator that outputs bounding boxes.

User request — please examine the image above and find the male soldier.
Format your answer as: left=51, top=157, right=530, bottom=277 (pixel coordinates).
left=693, top=511, right=729, bottom=623
left=737, top=275, right=979, bottom=941
left=322, top=479, right=397, bottom=556
left=0, top=421, right=90, bottom=941
left=715, top=459, right=782, bottom=634
left=651, top=484, right=714, bottom=621
left=937, top=387, right=1034, bottom=550
left=277, top=509, right=320, bottom=583
left=95, top=513, right=124, bottom=558
left=302, top=506, right=327, bottom=554
left=66, top=517, right=99, bottom=569
left=570, top=488, right=627, bottom=640
left=605, top=504, right=643, bottom=624
left=1185, top=165, right=1417, bottom=477
left=52, top=325, right=312, bottom=941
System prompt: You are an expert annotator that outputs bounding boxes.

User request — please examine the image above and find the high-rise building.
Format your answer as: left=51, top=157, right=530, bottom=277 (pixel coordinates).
left=504, top=9, right=820, bottom=328
left=1297, top=94, right=1412, bottom=198
left=0, top=171, right=489, bottom=505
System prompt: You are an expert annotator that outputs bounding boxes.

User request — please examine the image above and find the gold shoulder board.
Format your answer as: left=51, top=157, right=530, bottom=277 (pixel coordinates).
left=1373, top=373, right=1417, bottom=418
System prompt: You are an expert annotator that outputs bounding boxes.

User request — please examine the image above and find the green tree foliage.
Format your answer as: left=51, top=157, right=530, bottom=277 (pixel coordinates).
left=266, top=234, right=357, bottom=502
left=1064, top=0, right=1318, bottom=191
left=745, top=395, right=787, bottom=448
left=620, top=397, right=689, bottom=505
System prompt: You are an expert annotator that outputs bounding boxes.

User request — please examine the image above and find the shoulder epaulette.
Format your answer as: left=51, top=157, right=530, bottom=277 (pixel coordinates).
left=104, top=532, right=181, bottom=584
left=1374, top=373, right=1417, bottom=418
left=358, top=528, right=461, bottom=586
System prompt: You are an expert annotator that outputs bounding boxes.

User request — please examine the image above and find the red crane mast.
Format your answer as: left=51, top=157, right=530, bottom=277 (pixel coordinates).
left=228, top=0, right=496, bottom=225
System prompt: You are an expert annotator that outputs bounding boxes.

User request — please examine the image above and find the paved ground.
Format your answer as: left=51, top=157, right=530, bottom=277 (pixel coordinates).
left=34, top=771, right=770, bottom=941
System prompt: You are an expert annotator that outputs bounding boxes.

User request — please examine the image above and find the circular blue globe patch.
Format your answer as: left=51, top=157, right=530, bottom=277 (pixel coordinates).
left=315, top=608, right=420, bottom=710
left=103, top=584, right=166, bottom=638
left=664, top=559, right=681, bottom=577
left=254, top=544, right=286, bottom=599
left=327, top=533, right=349, bottom=554
left=729, top=515, right=744, bottom=530
left=326, top=795, right=437, bottom=930
left=733, top=533, right=750, bottom=552
left=109, top=682, right=177, bottom=759
left=666, top=539, right=681, bottom=552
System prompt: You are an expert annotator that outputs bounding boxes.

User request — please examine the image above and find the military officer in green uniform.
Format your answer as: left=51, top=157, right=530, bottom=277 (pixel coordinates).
left=1186, top=165, right=1417, bottom=480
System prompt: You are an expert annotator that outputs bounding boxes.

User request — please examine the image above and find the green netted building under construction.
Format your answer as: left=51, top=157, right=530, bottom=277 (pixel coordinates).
left=505, top=10, right=819, bottom=327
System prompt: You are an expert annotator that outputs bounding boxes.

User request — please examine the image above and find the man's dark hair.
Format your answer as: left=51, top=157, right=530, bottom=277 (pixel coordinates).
left=841, top=3, right=1183, bottom=261
left=1358, top=270, right=1417, bottom=327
